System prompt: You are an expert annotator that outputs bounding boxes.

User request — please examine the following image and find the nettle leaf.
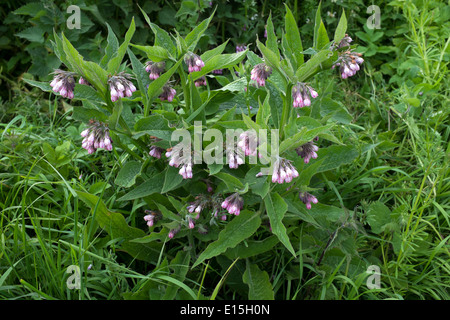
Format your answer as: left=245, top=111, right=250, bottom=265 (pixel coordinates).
left=243, top=262, right=275, bottom=300
left=76, top=191, right=162, bottom=263
left=115, top=161, right=142, bottom=188
left=334, top=9, right=347, bottom=44
left=264, top=192, right=296, bottom=257
left=284, top=4, right=304, bottom=67
left=107, top=17, right=136, bottom=74
left=366, top=201, right=397, bottom=234
left=192, top=210, right=261, bottom=268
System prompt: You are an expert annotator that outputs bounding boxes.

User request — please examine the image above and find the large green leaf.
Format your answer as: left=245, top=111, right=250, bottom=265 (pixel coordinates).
left=334, top=9, right=347, bottom=44
left=117, top=171, right=165, bottom=201
left=192, top=210, right=261, bottom=268
left=242, top=262, right=274, bottom=300
left=284, top=4, right=304, bottom=67
left=76, top=191, right=162, bottom=263
left=115, top=161, right=142, bottom=188
left=264, top=192, right=296, bottom=256
left=107, top=17, right=135, bottom=74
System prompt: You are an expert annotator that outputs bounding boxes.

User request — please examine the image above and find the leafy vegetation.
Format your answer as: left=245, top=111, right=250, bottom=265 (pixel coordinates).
left=0, top=0, right=448, bottom=300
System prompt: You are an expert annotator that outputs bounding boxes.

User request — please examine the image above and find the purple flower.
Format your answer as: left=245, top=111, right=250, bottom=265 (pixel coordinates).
left=194, top=76, right=207, bottom=87
left=212, top=69, right=223, bottom=75
left=299, top=192, right=318, bottom=210
left=50, top=69, right=76, bottom=99
left=237, top=130, right=258, bottom=157
left=295, top=139, right=319, bottom=164
left=80, top=119, right=113, bottom=154
left=159, top=84, right=176, bottom=102
left=145, top=61, right=165, bottom=80
left=144, top=214, right=154, bottom=227
left=167, top=142, right=193, bottom=179
left=236, top=45, right=247, bottom=53
left=149, top=145, right=165, bottom=159
left=250, top=63, right=272, bottom=87
left=292, top=82, right=319, bottom=108
left=168, top=225, right=181, bottom=239
left=78, top=76, right=91, bottom=86
left=271, top=158, right=299, bottom=184
left=107, top=72, right=136, bottom=102
left=333, top=49, right=364, bottom=79
left=221, top=193, right=244, bottom=216
left=184, top=52, right=205, bottom=73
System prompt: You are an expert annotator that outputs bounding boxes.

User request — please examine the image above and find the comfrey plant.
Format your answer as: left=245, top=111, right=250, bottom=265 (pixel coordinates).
left=27, top=5, right=363, bottom=267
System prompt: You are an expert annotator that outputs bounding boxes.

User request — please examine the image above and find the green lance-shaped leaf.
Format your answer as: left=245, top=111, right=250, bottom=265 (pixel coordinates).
left=334, top=9, right=347, bottom=44
left=130, top=44, right=169, bottom=62
left=100, top=23, right=120, bottom=68
left=185, top=8, right=215, bottom=51
left=264, top=192, right=296, bottom=257
left=114, top=161, right=142, bottom=188
left=189, top=50, right=248, bottom=81
left=192, top=210, right=261, bottom=268
left=242, top=262, right=275, bottom=300
left=265, top=13, right=279, bottom=57
left=76, top=191, right=162, bottom=262
left=117, top=171, right=165, bottom=201
left=284, top=4, right=304, bottom=67
left=107, top=17, right=136, bottom=74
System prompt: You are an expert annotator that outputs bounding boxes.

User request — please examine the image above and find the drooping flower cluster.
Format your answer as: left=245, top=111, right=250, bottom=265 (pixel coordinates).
left=295, top=139, right=319, bottom=164
left=236, top=44, right=247, bottom=52
left=184, top=52, right=205, bottom=73
left=145, top=61, right=166, bottom=80
left=227, top=147, right=245, bottom=169
left=80, top=119, right=112, bottom=154
left=166, top=142, right=193, bottom=179
left=194, top=76, right=207, bottom=87
left=237, top=130, right=258, bottom=157
left=143, top=210, right=161, bottom=227
left=168, top=225, right=181, bottom=239
left=50, top=69, right=76, bottom=99
left=333, top=50, right=364, bottom=79
left=292, top=82, right=319, bottom=108
left=107, top=72, right=136, bottom=102
left=271, top=158, right=299, bottom=184
left=148, top=136, right=165, bottom=159
left=337, top=34, right=353, bottom=49
left=159, top=84, right=176, bottom=102
left=250, top=63, right=272, bottom=87
left=221, top=193, right=244, bottom=216
left=299, top=192, right=318, bottom=210
left=212, top=69, right=223, bottom=75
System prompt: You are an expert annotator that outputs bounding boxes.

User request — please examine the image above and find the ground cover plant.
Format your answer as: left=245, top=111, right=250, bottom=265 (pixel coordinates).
left=0, top=0, right=449, bottom=300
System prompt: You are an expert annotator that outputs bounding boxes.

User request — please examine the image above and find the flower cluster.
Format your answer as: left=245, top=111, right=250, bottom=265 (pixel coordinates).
left=168, top=225, right=181, bottom=239
left=159, top=84, right=176, bottom=102
left=184, top=52, right=205, bottom=73
left=148, top=136, right=165, bottom=159
left=292, top=82, right=319, bottom=108
left=334, top=50, right=364, bottom=79
left=143, top=210, right=160, bottom=227
left=145, top=61, right=165, bottom=80
left=296, top=139, right=319, bottom=164
left=250, top=63, right=272, bottom=87
left=166, top=142, right=193, bottom=179
left=236, top=44, right=247, bottom=52
left=237, top=130, right=258, bottom=156
left=107, top=72, right=136, bottom=102
left=50, top=69, right=76, bottom=99
left=299, top=192, right=318, bottom=210
left=80, top=119, right=112, bottom=154
left=271, top=158, right=299, bottom=184
left=212, top=69, right=223, bottom=75
left=194, top=76, right=207, bottom=87
left=221, top=193, right=244, bottom=216
left=227, top=147, right=245, bottom=169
